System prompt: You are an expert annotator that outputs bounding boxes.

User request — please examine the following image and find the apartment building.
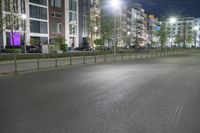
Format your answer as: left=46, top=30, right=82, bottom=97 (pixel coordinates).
left=130, top=4, right=145, bottom=46
left=89, top=0, right=101, bottom=48
left=115, top=6, right=127, bottom=48
left=49, top=0, right=65, bottom=43
left=147, top=14, right=159, bottom=44
left=168, top=17, right=200, bottom=47
left=29, top=0, right=49, bottom=51
left=0, top=0, right=49, bottom=52
left=0, top=0, right=85, bottom=52
left=78, top=0, right=90, bottom=47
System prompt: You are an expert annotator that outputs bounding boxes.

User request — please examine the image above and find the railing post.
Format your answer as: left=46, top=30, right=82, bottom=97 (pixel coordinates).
left=94, top=52, right=97, bottom=63
left=155, top=48, right=158, bottom=57
left=141, top=50, right=143, bottom=59
left=55, top=52, right=58, bottom=67
left=135, top=50, right=137, bottom=59
left=129, top=51, right=131, bottom=59
left=14, top=54, right=17, bottom=73
left=83, top=50, right=86, bottom=64
left=70, top=53, right=72, bottom=65
left=104, top=52, right=106, bottom=62
left=122, top=52, right=124, bottom=61
left=160, top=49, right=162, bottom=57
left=37, top=53, right=40, bottom=70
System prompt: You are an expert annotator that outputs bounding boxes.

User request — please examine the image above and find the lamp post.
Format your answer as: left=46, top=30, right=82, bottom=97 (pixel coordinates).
left=127, top=31, right=131, bottom=48
left=194, top=26, right=198, bottom=48
left=111, top=0, right=120, bottom=60
left=21, top=14, right=27, bottom=53
left=169, top=17, right=177, bottom=47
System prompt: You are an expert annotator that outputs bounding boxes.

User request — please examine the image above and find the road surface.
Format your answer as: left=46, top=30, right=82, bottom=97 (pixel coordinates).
left=0, top=52, right=200, bottom=133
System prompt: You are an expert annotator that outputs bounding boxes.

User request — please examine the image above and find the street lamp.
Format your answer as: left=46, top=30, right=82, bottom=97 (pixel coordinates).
left=194, top=26, right=199, bottom=48
left=169, top=17, right=177, bottom=47
left=110, top=0, right=120, bottom=60
left=21, top=14, right=27, bottom=53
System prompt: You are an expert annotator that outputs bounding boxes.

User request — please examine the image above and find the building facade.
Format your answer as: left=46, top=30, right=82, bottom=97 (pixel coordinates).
left=49, top=0, right=65, bottom=43
left=29, top=0, right=49, bottom=52
left=130, top=4, right=145, bottom=47
left=78, top=0, right=90, bottom=47
left=0, top=0, right=82, bottom=52
left=168, top=17, right=200, bottom=47
left=89, top=0, right=101, bottom=48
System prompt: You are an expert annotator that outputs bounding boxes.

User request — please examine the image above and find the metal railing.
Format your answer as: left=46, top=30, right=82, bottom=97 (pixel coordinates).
left=0, top=48, right=185, bottom=74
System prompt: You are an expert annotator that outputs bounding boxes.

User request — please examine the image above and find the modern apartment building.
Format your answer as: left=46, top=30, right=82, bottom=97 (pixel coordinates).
left=0, top=0, right=83, bottom=52
left=147, top=14, right=159, bottom=44
left=0, top=0, right=49, bottom=52
left=130, top=4, right=145, bottom=46
left=66, top=0, right=79, bottom=49
left=168, top=17, right=200, bottom=47
left=29, top=0, right=49, bottom=51
left=49, top=0, right=65, bottom=43
left=78, top=0, right=90, bottom=47
left=116, top=5, right=129, bottom=48
left=89, top=0, right=101, bottom=48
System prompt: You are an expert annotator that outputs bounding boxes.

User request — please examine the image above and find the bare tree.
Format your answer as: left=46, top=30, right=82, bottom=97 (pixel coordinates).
left=2, top=0, right=20, bottom=48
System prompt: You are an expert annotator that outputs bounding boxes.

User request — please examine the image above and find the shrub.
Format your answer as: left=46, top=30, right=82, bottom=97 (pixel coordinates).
left=60, top=44, right=68, bottom=53
left=4, top=48, right=22, bottom=53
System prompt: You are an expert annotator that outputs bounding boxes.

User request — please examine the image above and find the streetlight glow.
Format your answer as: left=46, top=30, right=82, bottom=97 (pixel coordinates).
left=194, top=26, right=199, bottom=31
left=169, top=17, right=177, bottom=24
left=94, top=26, right=98, bottom=31
left=111, top=0, right=120, bottom=8
left=21, top=14, right=27, bottom=20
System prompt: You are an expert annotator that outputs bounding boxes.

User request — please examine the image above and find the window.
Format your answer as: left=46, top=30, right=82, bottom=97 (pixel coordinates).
left=51, top=0, right=61, bottom=8
left=21, top=0, right=26, bottom=14
left=69, top=0, right=77, bottom=11
left=29, top=0, right=47, bottom=6
left=51, top=23, right=62, bottom=33
left=69, top=12, right=77, bottom=22
left=5, top=14, right=19, bottom=30
left=51, top=12, right=62, bottom=18
left=4, top=0, right=18, bottom=12
left=30, top=37, right=48, bottom=45
left=29, top=5, right=47, bottom=20
left=30, top=20, right=48, bottom=33
left=69, top=24, right=77, bottom=35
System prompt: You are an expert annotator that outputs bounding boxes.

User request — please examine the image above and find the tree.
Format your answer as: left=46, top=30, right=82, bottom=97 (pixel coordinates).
left=175, top=22, right=194, bottom=48
left=100, top=1, right=113, bottom=47
left=2, top=0, right=20, bottom=48
left=175, top=33, right=182, bottom=47
left=158, top=21, right=170, bottom=48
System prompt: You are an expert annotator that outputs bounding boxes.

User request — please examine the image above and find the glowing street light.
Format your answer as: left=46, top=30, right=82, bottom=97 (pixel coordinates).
left=169, top=17, right=177, bottom=25
left=194, top=26, right=199, bottom=31
left=21, top=14, right=27, bottom=53
left=110, top=0, right=121, bottom=61
left=21, top=14, right=27, bottom=20
left=111, top=0, right=120, bottom=8
left=94, top=26, right=98, bottom=31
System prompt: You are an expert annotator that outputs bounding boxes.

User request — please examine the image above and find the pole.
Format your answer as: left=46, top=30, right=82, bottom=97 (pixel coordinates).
left=23, top=19, right=26, bottom=53
left=14, top=54, right=17, bottom=73
left=113, top=7, right=117, bottom=61
left=195, top=31, right=197, bottom=48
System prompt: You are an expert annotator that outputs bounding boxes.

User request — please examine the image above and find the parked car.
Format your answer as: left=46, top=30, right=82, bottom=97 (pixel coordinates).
left=74, top=46, right=94, bottom=51
left=26, top=46, right=42, bottom=53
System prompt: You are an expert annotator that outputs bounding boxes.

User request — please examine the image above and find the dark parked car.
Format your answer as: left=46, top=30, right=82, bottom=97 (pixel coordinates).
left=74, top=46, right=94, bottom=51
left=26, top=46, right=42, bottom=53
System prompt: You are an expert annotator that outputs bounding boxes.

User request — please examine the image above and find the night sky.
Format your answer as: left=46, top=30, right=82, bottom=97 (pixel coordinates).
left=125, top=0, right=200, bottom=18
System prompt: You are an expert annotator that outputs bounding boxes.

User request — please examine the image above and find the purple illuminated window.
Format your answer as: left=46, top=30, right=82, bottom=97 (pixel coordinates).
left=10, top=32, right=21, bottom=46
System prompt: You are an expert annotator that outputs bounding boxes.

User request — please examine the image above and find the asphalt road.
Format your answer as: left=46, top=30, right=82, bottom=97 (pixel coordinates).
left=0, top=53, right=200, bottom=133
